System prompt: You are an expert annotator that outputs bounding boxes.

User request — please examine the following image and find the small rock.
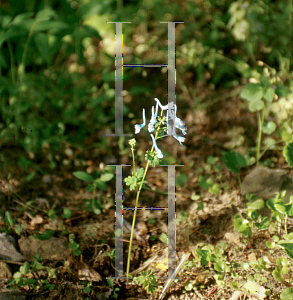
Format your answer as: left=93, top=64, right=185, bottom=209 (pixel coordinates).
left=19, top=236, right=70, bottom=261
left=0, top=234, right=24, bottom=262
left=241, top=166, right=293, bottom=202
left=0, top=290, right=26, bottom=300
left=0, top=262, right=12, bottom=278
left=41, top=174, right=51, bottom=184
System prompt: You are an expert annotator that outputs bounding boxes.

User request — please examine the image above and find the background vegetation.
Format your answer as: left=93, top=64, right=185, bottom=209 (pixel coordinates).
left=2, top=0, right=293, bottom=299
left=1, top=0, right=293, bottom=156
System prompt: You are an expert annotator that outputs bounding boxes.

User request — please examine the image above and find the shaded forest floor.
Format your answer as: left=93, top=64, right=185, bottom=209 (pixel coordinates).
left=0, top=86, right=290, bottom=300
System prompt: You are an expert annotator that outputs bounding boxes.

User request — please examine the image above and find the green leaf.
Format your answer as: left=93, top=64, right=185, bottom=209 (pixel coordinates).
left=271, top=211, right=284, bottom=222
left=234, top=214, right=241, bottom=220
left=279, top=265, right=289, bottom=275
left=247, top=209, right=259, bottom=221
left=262, top=121, right=276, bottom=135
left=100, top=172, right=114, bottom=182
left=260, top=76, right=271, bottom=89
left=94, top=179, right=107, bottom=191
left=223, top=151, right=247, bottom=174
left=280, top=288, right=293, bottom=300
left=248, top=99, right=264, bottom=112
left=32, top=230, right=55, bottom=240
left=73, top=249, right=81, bottom=256
left=35, top=7, right=55, bottom=20
left=241, top=262, right=250, bottom=270
left=214, top=261, right=225, bottom=272
left=194, top=202, right=202, bottom=212
left=206, top=156, right=217, bottom=165
left=275, top=203, right=286, bottom=214
left=240, top=83, right=263, bottom=102
left=243, top=281, right=260, bottom=295
left=263, top=87, right=275, bottom=103
left=73, top=24, right=101, bottom=40
left=159, top=233, right=168, bottom=244
left=147, top=281, right=157, bottom=294
left=107, top=278, right=114, bottom=288
left=34, top=33, right=51, bottom=64
left=136, top=168, right=145, bottom=179
left=229, top=281, right=242, bottom=290
left=286, top=203, right=293, bottom=216
left=283, top=142, right=293, bottom=168
left=86, top=184, right=95, bottom=193
left=21, top=261, right=30, bottom=274
left=234, top=218, right=252, bottom=236
left=209, top=183, right=221, bottom=194
left=145, top=150, right=160, bottom=167
left=177, top=173, right=189, bottom=187
left=266, top=198, right=276, bottom=211
left=79, top=2, right=102, bottom=19
left=247, top=199, right=265, bottom=210
left=62, top=208, right=72, bottom=219
left=283, top=232, right=293, bottom=241
left=263, top=137, right=276, bottom=147
left=255, top=216, right=270, bottom=230
left=31, top=20, right=69, bottom=33
left=125, top=176, right=137, bottom=191
left=195, top=249, right=209, bottom=266
left=275, top=83, right=291, bottom=98
left=5, top=211, right=14, bottom=227
left=47, top=209, right=57, bottom=220
left=25, top=279, right=37, bottom=285
left=185, top=282, right=193, bottom=291
left=73, top=171, right=93, bottom=182
left=69, top=242, right=79, bottom=251
left=279, top=242, right=293, bottom=259
left=198, top=176, right=213, bottom=189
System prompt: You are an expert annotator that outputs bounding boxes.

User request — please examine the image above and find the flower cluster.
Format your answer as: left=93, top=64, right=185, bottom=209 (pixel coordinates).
left=128, top=138, right=136, bottom=147
left=134, top=98, right=187, bottom=158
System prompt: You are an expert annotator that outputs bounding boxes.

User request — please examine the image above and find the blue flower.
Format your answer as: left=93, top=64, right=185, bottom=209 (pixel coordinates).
left=175, top=117, right=187, bottom=135
left=136, top=98, right=187, bottom=148
left=154, top=98, right=168, bottom=110
left=155, top=99, right=177, bottom=124
left=173, top=133, right=185, bottom=146
left=134, top=108, right=146, bottom=134
left=148, top=102, right=159, bottom=133
left=150, top=134, right=163, bottom=158
left=154, top=98, right=188, bottom=144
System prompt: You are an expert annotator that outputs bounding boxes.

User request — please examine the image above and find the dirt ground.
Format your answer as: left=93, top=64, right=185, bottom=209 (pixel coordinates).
left=0, top=89, right=291, bottom=299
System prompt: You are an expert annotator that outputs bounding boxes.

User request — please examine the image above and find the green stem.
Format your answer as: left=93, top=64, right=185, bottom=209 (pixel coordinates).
left=117, top=0, right=123, bottom=11
left=213, top=53, right=238, bottom=68
left=142, top=186, right=169, bottom=195
left=19, top=16, right=39, bottom=83
left=186, top=213, right=191, bottom=249
left=131, top=148, right=137, bottom=185
left=284, top=214, right=288, bottom=235
left=92, top=188, right=96, bottom=212
left=289, top=0, right=292, bottom=69
left=7, top=41, right=16, bottom=85
left=19, top=34, right=31, bottom=82
left=237, top=174, right=241, bottom=188
left=126, top=159, right=150, bottom=283
left=126, top=114, right=164, bottom=283
left=258, top=139, right=284, bottom=161
left=248, top=41, right=256, bottom=66
left=256, top=106, right=266, bottom=167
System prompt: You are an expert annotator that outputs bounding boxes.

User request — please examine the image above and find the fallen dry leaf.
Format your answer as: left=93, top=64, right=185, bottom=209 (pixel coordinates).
left=248, top=253, right=257, bottom=262
left=78, top=263, right=102, bottom=282
left=30, top=215, right=44, bottom=226
left=225, top=232, right=240, bottom=245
